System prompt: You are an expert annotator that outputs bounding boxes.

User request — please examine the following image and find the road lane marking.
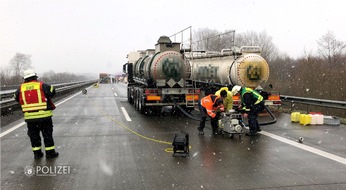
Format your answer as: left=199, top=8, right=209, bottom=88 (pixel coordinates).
left=97, top=107, right=172, bottom=146
left=261, top=131, right=346, bottom=165
left=56, top=91, right=82, bottom=106
left=121, top=107, right=132, bottom=121
left=0, top=122, right=24, bottom=138
left=1, top=89, right=84, bottom=138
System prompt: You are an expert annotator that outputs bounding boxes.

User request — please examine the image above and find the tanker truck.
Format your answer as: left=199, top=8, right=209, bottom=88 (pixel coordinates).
left=123, top=36, right=200, bottom=114
left=186, top=46, right=281, bottom=107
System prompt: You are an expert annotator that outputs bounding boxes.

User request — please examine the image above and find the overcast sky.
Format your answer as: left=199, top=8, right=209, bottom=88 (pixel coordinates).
left=1, top=0, right=345, bottom=75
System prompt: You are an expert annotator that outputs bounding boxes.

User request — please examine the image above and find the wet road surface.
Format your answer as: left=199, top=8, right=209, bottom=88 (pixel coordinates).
left=1, top=83, right=346, bottom=189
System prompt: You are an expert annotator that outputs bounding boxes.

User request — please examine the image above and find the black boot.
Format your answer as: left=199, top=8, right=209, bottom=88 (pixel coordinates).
left=46, top=150, right=59, bottom=159
left=245, top=132, right=258, bottom=136
left=33, top=150, right=44, bottom=159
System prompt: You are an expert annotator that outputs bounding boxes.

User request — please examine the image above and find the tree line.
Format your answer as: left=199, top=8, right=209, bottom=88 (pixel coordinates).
left=1, top=29, right=345, bottom=102
left=0, top=53, right=88, bottom=86
left=192, top=29, right=346, bottom=102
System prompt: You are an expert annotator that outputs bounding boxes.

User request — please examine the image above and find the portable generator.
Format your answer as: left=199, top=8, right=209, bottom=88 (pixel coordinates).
left=172, top=130, right=189, bottom=157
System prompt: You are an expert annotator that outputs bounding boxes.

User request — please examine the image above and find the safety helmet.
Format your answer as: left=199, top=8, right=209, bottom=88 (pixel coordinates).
left=23, top=69, right=37, bottom=79
left=231, top=85, right=241, bottom=95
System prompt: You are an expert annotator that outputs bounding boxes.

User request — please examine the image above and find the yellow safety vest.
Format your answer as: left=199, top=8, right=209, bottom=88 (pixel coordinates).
left=240, top=87, right=263, bottom=111
left=20, top=82, right=53, bottom=120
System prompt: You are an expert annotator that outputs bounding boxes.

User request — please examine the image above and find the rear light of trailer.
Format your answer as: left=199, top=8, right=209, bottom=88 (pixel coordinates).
left=231, top=95, right=240, bottom=106
left=146, top=96, right=161, bottom=101
left=188, top=88, right=201, bottom=94
left=268, top=92, right=281, bottom=105
left=273, top=100, right=281, bottom=105
left=145, top=89, right=160, bottom=101
left=186, top=94, right=199, bottom=101
left=145, top=89, right=158, bottom=95
left=232, top=95, right=240, bottom=100
left=268, top=95, right=280, bottom=100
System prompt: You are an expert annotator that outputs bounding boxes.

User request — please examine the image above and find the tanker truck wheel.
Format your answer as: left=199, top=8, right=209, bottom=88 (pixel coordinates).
left=127, top=88, right=133, bottom=104
left=138, top=97, right=146, bottom=114
left=134, top=91, right=138, bottom=110
left=136, top=90, right=141, bottom=111
left=138, top=100, right=142, bottom=113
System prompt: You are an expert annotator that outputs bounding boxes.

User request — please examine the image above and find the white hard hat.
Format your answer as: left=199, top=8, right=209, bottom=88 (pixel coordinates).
left=231, top=85, right=241, bottom=94
left=23, top=69, right=37, bottom=79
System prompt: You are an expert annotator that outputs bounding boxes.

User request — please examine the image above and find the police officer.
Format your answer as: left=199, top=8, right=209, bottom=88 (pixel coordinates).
left=198, top=92, right=225, bottom=135
left=14, top=69, right=59, bottom=159
left=232, top=85, right=265, bottom=136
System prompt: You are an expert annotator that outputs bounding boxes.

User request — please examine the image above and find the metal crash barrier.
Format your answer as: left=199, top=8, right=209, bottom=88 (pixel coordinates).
left=0, top=80, right=98, bottom=115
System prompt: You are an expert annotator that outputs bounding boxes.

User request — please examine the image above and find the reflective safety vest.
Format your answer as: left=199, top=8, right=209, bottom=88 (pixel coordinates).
left=19, top=81, right=53, bottom=120
left=240, top=87, right=263, bottom=111
left=201, top=95, right=224, bottom=118
left=215, top=87, right=233, bottom=112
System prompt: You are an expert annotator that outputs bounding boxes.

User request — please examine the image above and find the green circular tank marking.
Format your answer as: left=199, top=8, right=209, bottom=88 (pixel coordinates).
left=162, top=57, right=182, bottom=80
left=246, top=65, right=261, bottom=81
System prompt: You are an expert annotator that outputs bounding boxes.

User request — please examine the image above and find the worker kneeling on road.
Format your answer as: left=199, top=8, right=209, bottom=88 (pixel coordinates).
left=215, top=86, right=233, bottom=112
left=14, top=69, right=59, bottom=159
left=198, top=91, right=226, bottom=135
left=232, top=85, right=265, bottom=136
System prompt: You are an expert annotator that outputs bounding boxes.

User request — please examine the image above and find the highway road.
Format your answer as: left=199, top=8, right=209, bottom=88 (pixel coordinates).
left=1, top=83, right=346, bottom=189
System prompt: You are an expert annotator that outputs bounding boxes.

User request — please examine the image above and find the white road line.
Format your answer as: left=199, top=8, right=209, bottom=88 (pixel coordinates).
left=114, top=92, right=118, bottom=97
left=0, top=91, right=83, bottom=138
left=0, top=122, right=25, bottom=138
left=56, top=91, right=81, bottom=106
left=261, top=131, right=346, bottom=165
left=121, top=107, right=132, bottom=121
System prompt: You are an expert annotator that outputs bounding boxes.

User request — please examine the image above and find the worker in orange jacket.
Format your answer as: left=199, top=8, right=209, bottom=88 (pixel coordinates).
left=14, top=69, right=59, bottom=159
left=197, top=92, right=226, bottom=135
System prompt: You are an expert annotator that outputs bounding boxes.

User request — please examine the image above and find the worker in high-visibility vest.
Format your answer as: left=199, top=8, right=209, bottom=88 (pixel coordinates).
left=215, top=86, right=233, bottom=112
left=198, top=91, right=226, bottom=135
left=232, top=85, right=265, bottom=136
left=14, top=69, right=59, bottom=159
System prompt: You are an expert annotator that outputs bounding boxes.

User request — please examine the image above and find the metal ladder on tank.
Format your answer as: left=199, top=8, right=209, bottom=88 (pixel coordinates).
left=185, top=80, right=197, bottom=108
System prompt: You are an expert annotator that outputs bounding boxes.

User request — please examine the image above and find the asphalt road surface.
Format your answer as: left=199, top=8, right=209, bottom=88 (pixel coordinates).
left=1, top=83, right=346, bottom=189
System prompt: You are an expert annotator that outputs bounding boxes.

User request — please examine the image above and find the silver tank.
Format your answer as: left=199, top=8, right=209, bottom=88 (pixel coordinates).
left=144, top=51, right=190, bottom=81
left=190, top=51, right=269, bottom=88
left=133, top=51, right=191, bottom=87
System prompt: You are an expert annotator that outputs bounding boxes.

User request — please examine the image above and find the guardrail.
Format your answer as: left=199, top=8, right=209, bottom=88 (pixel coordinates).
left=0, top=80, right=98, bottom=115
left=0, top=81, right=97, bottom=100
left=280, top=95, right=346, bottom=110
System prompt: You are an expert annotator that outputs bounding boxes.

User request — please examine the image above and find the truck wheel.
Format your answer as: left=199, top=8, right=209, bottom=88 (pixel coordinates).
left=136, top=98, right=140, bottom=111
left=138, top=96, right=142, bottom=113
left=139, top=97, right=147, bottom=114
left=128, top=88, right=133, bottom=104
left=134, top=91, right=138, bottom=110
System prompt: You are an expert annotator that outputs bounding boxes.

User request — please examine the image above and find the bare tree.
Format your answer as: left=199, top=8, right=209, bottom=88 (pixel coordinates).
left=9, top=53, right=32, bottom=81
left=317, top=31, right=346, bottom=66
left=0, top=65, right=13, bottom=85
left=193, top=29, right=278, bottom=60
left=193, top=28, right=220, bottom=51
left=235, top=31, right=278, bottom=62
left=192, top=28, right=235, bottom=51
left=317, top=31, right=346, bottom=100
